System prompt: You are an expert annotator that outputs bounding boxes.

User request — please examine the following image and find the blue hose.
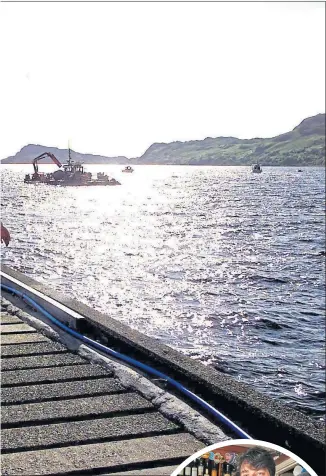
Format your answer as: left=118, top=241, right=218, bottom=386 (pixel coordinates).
left=1, top=283, right=251, bottom=439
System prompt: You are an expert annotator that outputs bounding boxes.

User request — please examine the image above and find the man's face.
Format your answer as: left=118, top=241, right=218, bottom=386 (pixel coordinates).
left=240, top=462, right=271, bottom=476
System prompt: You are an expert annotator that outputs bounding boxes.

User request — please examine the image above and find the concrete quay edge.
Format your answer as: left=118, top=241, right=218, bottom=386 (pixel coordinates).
left=1, top=264, right=324, bottom=472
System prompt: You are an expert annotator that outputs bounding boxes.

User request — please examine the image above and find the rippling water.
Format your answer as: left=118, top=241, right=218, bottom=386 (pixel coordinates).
left=1, top=164, right=325, bottom=418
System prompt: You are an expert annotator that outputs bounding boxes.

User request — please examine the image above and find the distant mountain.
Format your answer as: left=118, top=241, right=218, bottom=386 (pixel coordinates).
left=1, top=144, right=128, bottom=165
left=2, top=114, right=325, bottom=166
left=133, top=113, right=325, bottom=166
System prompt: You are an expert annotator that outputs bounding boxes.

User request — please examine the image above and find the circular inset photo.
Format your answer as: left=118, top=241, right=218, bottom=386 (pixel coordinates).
left=171, top=440, right=318, bottom=476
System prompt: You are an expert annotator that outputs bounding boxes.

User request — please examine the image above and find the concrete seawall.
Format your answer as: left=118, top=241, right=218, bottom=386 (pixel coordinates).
left=1, top=264, right=324, bottom=474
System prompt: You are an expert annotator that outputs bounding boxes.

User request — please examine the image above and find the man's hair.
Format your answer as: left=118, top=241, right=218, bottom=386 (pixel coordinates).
left=237, top=446, right=276, bottom=476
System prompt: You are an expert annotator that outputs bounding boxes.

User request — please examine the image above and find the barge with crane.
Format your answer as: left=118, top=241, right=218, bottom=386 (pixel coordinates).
left=24, top=150, right=121, bottom=186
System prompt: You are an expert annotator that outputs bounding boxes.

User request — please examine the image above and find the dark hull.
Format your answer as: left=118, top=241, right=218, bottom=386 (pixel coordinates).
left=24, top=179, right=121, bottom=186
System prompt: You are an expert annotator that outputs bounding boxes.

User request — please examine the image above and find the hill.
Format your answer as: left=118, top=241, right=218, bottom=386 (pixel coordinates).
left=134, top=113, right=325, bottom=166
left=1, top=144, right=128, bottom=165
left=2, top=114, right=325, bottom=166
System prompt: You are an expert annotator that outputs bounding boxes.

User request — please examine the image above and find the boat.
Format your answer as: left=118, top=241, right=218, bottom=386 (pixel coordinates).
left=24, top=151, right=121, bottom=186
left=122, top=166, right=134, bottom=173
left=252, top=163, right=262, bottom=173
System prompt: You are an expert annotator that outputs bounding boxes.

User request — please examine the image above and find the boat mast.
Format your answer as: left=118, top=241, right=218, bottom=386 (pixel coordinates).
left=68, top=139, right=72, bottom=166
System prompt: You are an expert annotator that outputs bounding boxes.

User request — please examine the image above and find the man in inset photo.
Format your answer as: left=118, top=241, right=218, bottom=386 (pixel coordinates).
left=237, top=446, right=276, bottom=476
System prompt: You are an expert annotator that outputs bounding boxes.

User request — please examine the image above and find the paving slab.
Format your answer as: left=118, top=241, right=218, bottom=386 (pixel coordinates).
left=1, top=353, right=86, bottom=371
left=1, top=364, right=110, bottom=386
left=0, top=323, right=37, bottom=333
left=1, top=433, right=203, bottom=476
left=1, top=333, right=49, bottom=345
left=110, top=466, right=178, bottom=476
left=1, top=341, right=67, bottom=357
left=0, top=315, right=23, bottom=324
left=2, top=392, right=154, bottom=426
left=2, top=377, right=126, bottom=404
left=1, top=413, right=179, bottom=451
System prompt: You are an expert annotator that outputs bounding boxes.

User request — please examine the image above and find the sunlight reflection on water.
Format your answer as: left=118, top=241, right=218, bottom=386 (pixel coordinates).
left=1, top=164, right=325, bottom=418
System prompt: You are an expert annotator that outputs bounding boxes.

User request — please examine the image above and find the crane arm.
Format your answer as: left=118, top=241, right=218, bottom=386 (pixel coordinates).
left=33, top=153, right=62, bottom=174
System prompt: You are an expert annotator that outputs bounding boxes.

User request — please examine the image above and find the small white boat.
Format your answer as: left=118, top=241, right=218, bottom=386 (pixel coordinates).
left=122, top=166, right=134, bottom=173
left=252, top=164, right=262, bottom=173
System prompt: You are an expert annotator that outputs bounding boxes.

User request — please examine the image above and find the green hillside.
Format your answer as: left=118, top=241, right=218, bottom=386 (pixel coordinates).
left=2, top=114, right=325, bottom=166
left=134, top=114, right=325, bottom=166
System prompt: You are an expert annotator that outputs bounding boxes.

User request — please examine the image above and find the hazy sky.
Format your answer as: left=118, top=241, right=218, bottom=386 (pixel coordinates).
left=0, top=2, right=325, bottom=159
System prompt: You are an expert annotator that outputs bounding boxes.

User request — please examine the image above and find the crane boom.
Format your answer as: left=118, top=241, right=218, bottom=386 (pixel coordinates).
left=33, top=153, right=62, bottom=174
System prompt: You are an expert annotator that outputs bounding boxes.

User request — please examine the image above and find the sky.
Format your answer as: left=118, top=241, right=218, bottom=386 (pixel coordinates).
left=0, top=2, right=325, bottom=160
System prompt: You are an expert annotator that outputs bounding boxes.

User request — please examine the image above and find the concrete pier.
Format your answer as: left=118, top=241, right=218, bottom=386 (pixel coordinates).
left=1, top=265, right=325, bottom=475
left=1, top=301, right=205, bottom=475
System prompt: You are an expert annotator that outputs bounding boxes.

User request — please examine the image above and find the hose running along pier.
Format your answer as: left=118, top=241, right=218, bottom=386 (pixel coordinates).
left=1, top=265, right=325, bottom=475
